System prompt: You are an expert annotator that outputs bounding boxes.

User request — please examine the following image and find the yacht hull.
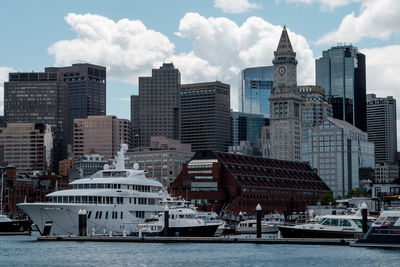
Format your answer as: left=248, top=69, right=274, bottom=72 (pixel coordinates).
left=0, top=219, right=31, bottom=233
left=166, top=224, right=220, bottom=237
left=353, top=226, right=400, bottom=246
left=236, top=225, right=278, bottom=234
left=278, top=225, right=360, bottom=238
left=17, top=203, right=146, bottom=236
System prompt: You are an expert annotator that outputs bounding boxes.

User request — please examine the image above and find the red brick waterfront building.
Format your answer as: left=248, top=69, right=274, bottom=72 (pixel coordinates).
left=170, top=151, right=331, bottom=215
left=1, top=166, right=69, bottom=213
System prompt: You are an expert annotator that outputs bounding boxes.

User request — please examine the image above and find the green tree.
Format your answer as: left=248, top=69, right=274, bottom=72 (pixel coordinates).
left=319, top=191, right=336, bottom=206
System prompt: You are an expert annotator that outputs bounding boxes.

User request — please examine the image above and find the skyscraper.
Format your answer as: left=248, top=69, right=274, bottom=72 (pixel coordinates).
left=366, top=94, right=397, bottom=163
left=316, top=45, right=366, bottom=132
left=231, top=111, right=269, bottom=151
left=269, top=26, right=302, bottom=161
left=181, top=81, right=231, bottom=152
left=4, top=72, right=68, bottom=171
left=45, top=63, right=106, bottom=145
left=303, top=118, right=375, bottom=197
left=132, top=63, right=181, bottom=147
left=239, top=66, right=274, bottom=117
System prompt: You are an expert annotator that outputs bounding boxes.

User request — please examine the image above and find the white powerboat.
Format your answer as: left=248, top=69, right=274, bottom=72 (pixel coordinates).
left=138, top=197, right=221, bottom=237
left=236, top=219, right=279, bottom=234
left=279, top=203, right=376, bottom=238
left=17, top=144, right=165, bottom=236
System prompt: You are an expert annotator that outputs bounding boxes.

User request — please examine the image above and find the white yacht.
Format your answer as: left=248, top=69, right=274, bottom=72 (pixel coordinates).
left=278, top=203, right=376, bottom=238
left=138, top=197, right=221, bottom=237
left=17, top=144, right=165, bottom=236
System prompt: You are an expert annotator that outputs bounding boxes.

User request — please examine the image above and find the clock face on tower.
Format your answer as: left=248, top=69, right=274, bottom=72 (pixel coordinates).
left=278, top=66, right=286, bottom=76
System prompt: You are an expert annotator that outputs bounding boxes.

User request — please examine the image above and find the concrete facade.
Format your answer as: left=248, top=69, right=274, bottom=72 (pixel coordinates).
left=0, top=123, right=53, bottom=173
left=125, top=136, right=193, bottom=187
left=73, top=115, right=131, bottom=160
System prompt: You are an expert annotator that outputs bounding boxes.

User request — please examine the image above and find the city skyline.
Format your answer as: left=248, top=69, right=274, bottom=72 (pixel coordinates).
left=1, top=0, right=399, bottom=142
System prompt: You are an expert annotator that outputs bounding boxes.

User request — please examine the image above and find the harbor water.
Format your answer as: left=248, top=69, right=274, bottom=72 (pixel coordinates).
left=1, top=233, right=399, bottom=266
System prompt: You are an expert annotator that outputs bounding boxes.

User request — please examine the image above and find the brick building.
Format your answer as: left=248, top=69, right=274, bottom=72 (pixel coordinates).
left=170, top=151, right=330, bottom=215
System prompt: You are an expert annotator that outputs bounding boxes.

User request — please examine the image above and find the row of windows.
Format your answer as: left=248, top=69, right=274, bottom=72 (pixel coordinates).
left=70, top=183, right=153, bottom=192
left=50, top=196, right=158, bottom=205
left=88, top=211, right=122, bottom=220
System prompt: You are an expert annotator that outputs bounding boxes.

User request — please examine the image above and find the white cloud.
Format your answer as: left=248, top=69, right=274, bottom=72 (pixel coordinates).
left=49, top=13, right=315, bottom=111
left=286, top=0, right=361, bottom=11
left=176, top=13, right=315, bottom=109
left=316, top=0, right=400, bottom=44
left=362, top=45, right=400, bottom=147
left=0, top=66, right=16, bottom=115
left=48, top=13, right=175, bottom=85
left=214, top=0, right=261, bottom=14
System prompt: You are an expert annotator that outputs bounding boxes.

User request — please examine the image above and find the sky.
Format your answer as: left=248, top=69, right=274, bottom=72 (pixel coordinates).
left=0, top=0, right=399, bottom=141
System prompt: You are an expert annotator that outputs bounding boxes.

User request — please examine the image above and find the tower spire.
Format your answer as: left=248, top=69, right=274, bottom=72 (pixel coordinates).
left=275, top=26, right=295, bottom=56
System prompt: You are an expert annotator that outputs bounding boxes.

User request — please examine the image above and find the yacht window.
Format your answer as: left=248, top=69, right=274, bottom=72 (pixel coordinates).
left=69, top=196, right=74, bottom=203
left=99, top=212, right=102, bottom=219
left=338, top=220, right=351, bottom=227
left=330, top=219, right=338, bottom=226
left=129, top=198, right=131, bottom=204
left=95, top=211, right=99, bottom=219
left=148, top=199, right=155, bottom=205
left=179, top=215, right=184, bottom=219
left=63, top=196, right=68, bottom=203
left=134, top=198, right=137, bottom=205
left=82, top=196, right=87, bottom=203
left=105, top=212, right=108, bottom=219
left=89, top=196, right=93, bottom=203
left=106, top=184, right=110, bottom=189
left=84, top=184, right=89, bottom=189
left=374, top=216, right=386, bottom=226
left=118, top=184, right=121, bottom=189
left=121, top=212, right=123, bottom=219
left=353, top=219, right=362, bottom=228
left=383, top=217, right=399, bottom=227
left=321, top=219, right=330, bottom=225
left=78, top=184, right=83, bottom=189
left=90, top=184, right=96, bottom=189
left=98, top=184, right=104, bottom=189
left=87, top=211, right=92, bottom=219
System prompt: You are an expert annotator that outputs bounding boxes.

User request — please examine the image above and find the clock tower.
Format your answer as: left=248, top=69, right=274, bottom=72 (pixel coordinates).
left=269, top=26, right=302, bottom=161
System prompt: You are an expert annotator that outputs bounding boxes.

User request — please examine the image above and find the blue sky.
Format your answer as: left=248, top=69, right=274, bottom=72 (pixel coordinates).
left=1, top=0, right=399, bottom=126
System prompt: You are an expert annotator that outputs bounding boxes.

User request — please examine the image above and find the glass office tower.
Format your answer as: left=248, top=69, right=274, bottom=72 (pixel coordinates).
left=316, top=45, right=366, bottom=132
left=239, top=66, right=274, bottom=117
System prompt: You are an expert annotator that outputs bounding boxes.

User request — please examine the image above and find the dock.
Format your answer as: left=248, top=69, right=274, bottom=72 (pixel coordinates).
left=37, top=235, right=352, bottom=245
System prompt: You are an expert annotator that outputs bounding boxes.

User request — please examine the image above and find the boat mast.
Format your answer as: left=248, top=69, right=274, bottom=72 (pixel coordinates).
left=1, top=169, right=3, bottom=213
